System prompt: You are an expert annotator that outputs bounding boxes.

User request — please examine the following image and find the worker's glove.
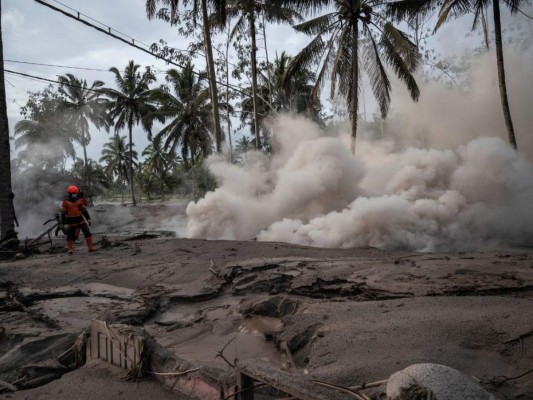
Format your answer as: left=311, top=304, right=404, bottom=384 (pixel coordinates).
left=63, top=224, right=70, bottom=230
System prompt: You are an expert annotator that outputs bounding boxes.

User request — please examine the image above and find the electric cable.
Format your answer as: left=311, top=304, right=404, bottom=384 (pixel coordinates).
left=33, top=0, right=249, bottom=97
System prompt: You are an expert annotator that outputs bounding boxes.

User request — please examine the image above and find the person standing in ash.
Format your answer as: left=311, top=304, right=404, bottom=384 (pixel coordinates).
left=73, top=189, right=90, bottom=243
left=61, top=185, right=95, bottom=254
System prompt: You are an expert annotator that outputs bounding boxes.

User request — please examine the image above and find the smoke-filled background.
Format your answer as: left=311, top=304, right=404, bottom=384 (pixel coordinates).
left=186, top=48, right=533, bottom=252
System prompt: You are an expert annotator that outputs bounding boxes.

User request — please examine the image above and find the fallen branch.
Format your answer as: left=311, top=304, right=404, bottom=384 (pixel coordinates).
left=209, top=259, right=221, bottom=277
left=503, top=328, right=533, bottom=344
left=350, top=379, right=388, bottom=390
left=216, top=335, right=237, bottom=369
left=8, top=289, right=60, bottom=329
left=0, top=379, right=17, bottom=392
left=487, top=367, right=533, bottom=386
left=57, top=327, right=90, bottom=368
left=144, top=367, right=201, bottom=376
left=279, top=341, right=296, bottom=370
left=312, top=380, right=368, bottom=400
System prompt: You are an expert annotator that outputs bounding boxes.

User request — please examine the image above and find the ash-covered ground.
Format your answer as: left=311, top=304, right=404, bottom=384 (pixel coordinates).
left=1, top=204, right=532, bottom=399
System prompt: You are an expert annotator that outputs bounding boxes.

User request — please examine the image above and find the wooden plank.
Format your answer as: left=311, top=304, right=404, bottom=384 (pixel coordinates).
left=88, top=320, right=143, bottom=370
left=236, top=366, right=255, bottom=400
left=237, top=359, right=353, bottom=400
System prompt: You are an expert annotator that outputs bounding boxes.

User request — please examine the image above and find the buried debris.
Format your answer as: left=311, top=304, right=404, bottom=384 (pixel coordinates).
left=386, top=363, right=496, bottom=400
left=87, top=319, right=233, bottom=400
left=235, top=359, right=355, bottom=400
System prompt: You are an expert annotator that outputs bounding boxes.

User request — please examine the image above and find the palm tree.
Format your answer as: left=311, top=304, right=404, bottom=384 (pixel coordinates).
left=146, top=62, right=230, bottom=166
left=99, top=134, right=138, bottom=202
left=234, top=135, right=254, bottom=162
left=139, top=139, right=177, bottom=201
left=14, top=106, right=76, bottom=170
left=71, top=158, right=112, bottom=199
left=280, top=0, right=421, bottom=154
left=142, top=135, right=175, bottom=178
left=387, top=0, right=522, bottom=150
left=145, top=0, right=226, bottom=153
left=57, top=73, right=109, bottom=187
left=240, top=51, right=318, bottom=143
left=0, top=0, right=15, bottom=240
left=221, top=0, right=304, bottom=149
left=105, top=60, right=155, bottom=206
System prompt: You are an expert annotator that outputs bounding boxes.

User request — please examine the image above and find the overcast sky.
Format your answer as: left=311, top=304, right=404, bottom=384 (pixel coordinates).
left=1, top=0, right=510, bottom=162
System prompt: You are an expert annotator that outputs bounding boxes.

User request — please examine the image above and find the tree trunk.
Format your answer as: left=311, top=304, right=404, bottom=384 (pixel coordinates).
left=226, top=20, right=233, bottom=163
left=493, top=0, right=517, bottom=150
left=191, top=147, right=197, bottom=202
left=128, top=123, right=137, bottom=206
left=201, top=0, right=223, bottom=153
left=0, top=0, right=16, bottom=240
left=481, top=6, right=490, bottom=50
left=350, top=18, right=359, bottom=155
left=249, top=10, right=261, bottom=150
left=262, top=14, right=273, bottom=111
left=82, top=137, right=89, bottom=189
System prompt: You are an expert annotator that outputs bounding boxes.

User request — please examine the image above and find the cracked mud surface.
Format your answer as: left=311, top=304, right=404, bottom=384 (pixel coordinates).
left=1, top=236, right=533, bottom=399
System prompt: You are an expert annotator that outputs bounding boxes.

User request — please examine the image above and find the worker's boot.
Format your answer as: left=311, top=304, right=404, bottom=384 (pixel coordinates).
left=67, top=240, right=74, bottom=254
left=86, top=236, right=95, bottom=252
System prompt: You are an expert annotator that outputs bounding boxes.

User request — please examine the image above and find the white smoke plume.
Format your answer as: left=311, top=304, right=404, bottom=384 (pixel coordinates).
left=259, top=137, right=533, bottom=251
left=187, top=117, right=366, bottom=240
left=185, top=47, right=533, bottom=251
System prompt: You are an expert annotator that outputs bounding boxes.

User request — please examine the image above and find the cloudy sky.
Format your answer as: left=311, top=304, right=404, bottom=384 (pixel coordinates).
left=1, top=0, right=517, bottom=162
left=3, top=0, right=329, bottom=161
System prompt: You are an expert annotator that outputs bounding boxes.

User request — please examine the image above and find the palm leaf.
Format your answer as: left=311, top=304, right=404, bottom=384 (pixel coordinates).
left=434, top=0, right=474, bottom=32
left=387, top=0, right=437, bottom=21
left=382, top=22, right=420, bottom=72
left=364, top=28, right=391, bottom=118
left=293, top=12, right=338, bottom=35
left=380, top=25, right=420, bottom=103
left=284, top=34, right=326, bottom=87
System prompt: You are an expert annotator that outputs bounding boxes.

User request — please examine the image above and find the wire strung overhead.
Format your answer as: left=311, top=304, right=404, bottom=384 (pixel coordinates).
left=5, top=69, right=259, bottom=116
left=4, top=59, right=166, bottom=74
left=32, top=0, right=249, bottom=97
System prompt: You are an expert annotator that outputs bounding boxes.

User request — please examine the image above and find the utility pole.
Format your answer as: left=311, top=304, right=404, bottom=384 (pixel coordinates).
left=0, top=0, right=17, bottom=240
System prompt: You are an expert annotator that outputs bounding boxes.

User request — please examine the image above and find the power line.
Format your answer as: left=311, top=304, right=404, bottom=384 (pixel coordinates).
left=6, top=59, right=118, bottom=73
left=33, top=0, right=249, bottom=97
left=5, top=69, right=107, bottom=94
left=49, top=0, right=155, bottom=50
left=4, top=59, right=167, bottom=74
left=5, top=69, right=260, bottom=117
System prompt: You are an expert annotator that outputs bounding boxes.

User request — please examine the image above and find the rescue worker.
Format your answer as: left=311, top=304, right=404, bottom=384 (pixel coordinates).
left=74, top=190, right=89, bottom=243
left=61, top=185, right=95, bottom=254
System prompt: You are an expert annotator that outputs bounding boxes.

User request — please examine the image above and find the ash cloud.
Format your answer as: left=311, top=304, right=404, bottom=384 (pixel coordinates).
left=186, top=48, right=533, bottom=251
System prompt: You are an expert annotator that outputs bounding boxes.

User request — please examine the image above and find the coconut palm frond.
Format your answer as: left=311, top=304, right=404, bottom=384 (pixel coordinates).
left=434, top=0, right=474, bottom=32
left=364, top=30, right=391, bottom=118
left=503, top=0, right=527, bottom=14
left=387, top=0, right=437, bottom=21
left=471, top=0, right=492, bottom=30
left=382, top=22, right=421, bottom=72
left=293, top=12, right=338, bottom=35
left=268, top=6, right=304, bottom=24
left=275, top=0, right=335, bottom=16
left=380, top=25, right=420, bottom=103
left=330, top=24, right=350, bottom=99
left=285, top=34, right=326, bottom=86
left=229, top=15, right=247, bottom=41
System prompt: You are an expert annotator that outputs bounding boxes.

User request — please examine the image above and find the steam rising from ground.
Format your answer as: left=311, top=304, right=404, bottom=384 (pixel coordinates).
left=186, top=49, right=533, bottom=251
